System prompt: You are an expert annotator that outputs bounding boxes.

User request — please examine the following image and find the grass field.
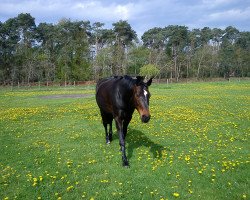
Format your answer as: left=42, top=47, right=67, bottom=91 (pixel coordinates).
left=0, top=81, right=249, bottom=200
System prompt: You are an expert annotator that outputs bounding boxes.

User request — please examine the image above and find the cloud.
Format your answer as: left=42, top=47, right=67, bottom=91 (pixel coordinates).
left=209, top=7, right=250, bottom=21
left=1, top=0, right=140, bottom=28
left=71, top=1, right=135, bottom=22
left=0, top=0, right=249, bottom=37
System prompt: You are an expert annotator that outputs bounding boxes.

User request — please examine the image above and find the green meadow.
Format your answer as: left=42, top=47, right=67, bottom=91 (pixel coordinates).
left=0, top=81, right=249, bottom=200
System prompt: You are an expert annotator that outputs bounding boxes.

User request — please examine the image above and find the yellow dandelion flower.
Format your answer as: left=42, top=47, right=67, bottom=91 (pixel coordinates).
left=173, top=192, right=180, bottom=197
left=185, top=155, right=190, bottom=161
left=188, top=189, right=193, bottom=194
left=66, top=186, right=74, bottom=192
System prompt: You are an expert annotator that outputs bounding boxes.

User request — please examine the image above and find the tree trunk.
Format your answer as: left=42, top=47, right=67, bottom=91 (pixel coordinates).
left=197, top=47, right=205, bottom=79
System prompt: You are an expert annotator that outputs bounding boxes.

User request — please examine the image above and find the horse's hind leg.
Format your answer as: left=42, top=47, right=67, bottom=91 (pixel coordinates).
left=101, top=112, right=113, bottom=144
left=103, top=122, right=110, bottom=144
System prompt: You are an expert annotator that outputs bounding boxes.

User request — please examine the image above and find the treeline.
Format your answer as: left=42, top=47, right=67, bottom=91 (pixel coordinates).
left=0, top=13, right=249, bottom=85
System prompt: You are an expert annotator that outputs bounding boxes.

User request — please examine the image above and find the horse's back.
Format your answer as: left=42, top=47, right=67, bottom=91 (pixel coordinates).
left=96, top=77, right=118, bottom=114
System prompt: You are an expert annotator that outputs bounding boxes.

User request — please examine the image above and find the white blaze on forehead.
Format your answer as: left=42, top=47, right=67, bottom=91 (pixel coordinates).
left=143, top=89, right=148, bottom=97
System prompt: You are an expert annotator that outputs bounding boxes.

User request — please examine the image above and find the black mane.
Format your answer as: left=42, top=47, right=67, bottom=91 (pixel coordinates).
left=113, top=75, right=145, bottom=89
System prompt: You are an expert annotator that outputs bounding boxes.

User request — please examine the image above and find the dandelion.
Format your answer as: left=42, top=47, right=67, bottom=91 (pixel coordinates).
left=82, top=192, right=87, bottom=198
left=66, top=185, right=74, bottom=192
left=185, top=155, right=190, bottom=161
left=173, top=192, right=180, bottom=197
left=242, top=194, right=247, bottom=199
left=100, top=180, right=109, bottom=183
left=188, top=189, right=193, bottom=194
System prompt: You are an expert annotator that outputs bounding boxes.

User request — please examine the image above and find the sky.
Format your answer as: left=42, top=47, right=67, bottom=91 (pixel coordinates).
left=0, top=0, right=250, bottom=38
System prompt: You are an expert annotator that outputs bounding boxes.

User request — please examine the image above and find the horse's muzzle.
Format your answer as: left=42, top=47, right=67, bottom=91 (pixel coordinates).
left=141, top=115, right=150, bottom=123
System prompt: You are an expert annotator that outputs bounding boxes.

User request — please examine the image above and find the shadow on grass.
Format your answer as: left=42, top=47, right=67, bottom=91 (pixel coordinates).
left=126, top=129, right=166, bottom=160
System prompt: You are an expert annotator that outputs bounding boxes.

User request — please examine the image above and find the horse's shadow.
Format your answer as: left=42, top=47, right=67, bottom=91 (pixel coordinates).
left=126, top=129, right=166, bottom=160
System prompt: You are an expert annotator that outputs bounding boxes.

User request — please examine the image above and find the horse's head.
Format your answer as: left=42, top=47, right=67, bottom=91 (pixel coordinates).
left=133, top=76, right=152, bottom=123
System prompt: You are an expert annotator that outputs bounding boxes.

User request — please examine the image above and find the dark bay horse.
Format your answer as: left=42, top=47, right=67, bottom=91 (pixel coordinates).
left=96, top=75, right=152, bottom=167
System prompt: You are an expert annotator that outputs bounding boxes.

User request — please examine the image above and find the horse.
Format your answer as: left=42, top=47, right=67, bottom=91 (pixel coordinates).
left=95, top=75, right=152, bottom=167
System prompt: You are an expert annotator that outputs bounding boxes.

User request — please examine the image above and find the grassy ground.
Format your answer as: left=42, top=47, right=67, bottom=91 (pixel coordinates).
left=0, top=81, right=249, bottom=200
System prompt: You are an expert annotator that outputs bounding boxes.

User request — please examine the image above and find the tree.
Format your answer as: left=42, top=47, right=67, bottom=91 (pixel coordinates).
left=91, top=22, right=105, bottom=55
left=165, top=25, right=188, bottom=81
left=112, top=20, right=137, bottom=47
left=112, top=20, right=137, bottom=74
left=141, top=27, right=166, bottom=49
left=36, top=22, right=57, bottom=82
left=55, top=19, right=91, bottom=82
left=0, top=17, right=19, bottom=84
left=219, top=27, right=240, bottom=78
left=141, top=27, right=169, bottom=71
left=140, top=64, right=160, bottom=78
left=1, top=13, right=250, bottom=84
left=16, top=13, right=36, bottom=47
left=127, top=46, right=150, bottom=75
left=233, top=31, right=250, bottom=77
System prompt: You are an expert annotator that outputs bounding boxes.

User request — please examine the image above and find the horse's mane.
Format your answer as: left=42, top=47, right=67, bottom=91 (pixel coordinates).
left=116, top=75, right=139, bottom=90
left=96, top=75, right=145, bottom=92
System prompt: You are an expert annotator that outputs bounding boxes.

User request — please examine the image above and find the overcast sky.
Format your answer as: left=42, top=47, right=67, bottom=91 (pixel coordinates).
left=0, top=0, right=249, bottom=38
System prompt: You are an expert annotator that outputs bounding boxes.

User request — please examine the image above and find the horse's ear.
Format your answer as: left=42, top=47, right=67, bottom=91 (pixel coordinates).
left=136, top=76, right=144, bottom=85
left=147, top=78, right=152, bottom=86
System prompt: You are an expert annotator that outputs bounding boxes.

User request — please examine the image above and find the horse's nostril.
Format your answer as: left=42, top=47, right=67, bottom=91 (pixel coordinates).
left=141, top=115, right=150, bottom=123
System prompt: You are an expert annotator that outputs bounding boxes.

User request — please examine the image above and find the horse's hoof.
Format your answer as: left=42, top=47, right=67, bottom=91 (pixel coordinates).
left=123, top=161, right=129, bottom=167
left=106, top=141, right=111, bottom=145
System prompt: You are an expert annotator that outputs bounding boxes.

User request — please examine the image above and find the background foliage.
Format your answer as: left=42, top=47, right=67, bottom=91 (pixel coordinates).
left=0, top=13, right=249, bottom=85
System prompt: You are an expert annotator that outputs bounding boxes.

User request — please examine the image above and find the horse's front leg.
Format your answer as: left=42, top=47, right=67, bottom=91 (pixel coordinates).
left=108, top=121, right=113, bottom=142
left=116, top=119, right=129, bottom=167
